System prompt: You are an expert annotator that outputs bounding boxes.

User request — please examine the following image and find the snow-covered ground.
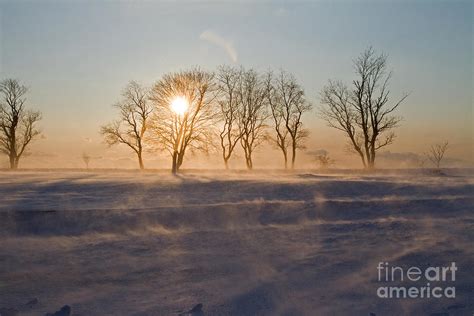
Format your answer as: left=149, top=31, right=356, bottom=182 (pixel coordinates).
left=0, top=170, right=473, bottom=315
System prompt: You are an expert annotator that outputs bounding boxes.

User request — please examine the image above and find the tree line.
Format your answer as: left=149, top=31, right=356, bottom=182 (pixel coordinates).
left=1, top=48, right=450, bottom=172
left=101, top=66, right=313, bottom=173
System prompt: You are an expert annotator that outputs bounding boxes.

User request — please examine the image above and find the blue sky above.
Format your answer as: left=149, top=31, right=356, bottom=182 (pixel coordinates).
left=0, top=0, right=472, bottom=167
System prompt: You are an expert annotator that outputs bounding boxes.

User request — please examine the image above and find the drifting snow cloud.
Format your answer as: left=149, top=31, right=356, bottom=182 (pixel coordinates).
left=378, top=151, right=421, bottom=166
left=200, top=30, right=238, bottom=63
left=30, top=151, right=59, bottom=158
left=306, top=149, right=329, bottom=157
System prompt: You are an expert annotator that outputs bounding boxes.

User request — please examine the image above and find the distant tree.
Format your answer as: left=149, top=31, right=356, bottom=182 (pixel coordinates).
left=316, top=153, right=335, bottom=169
left=266, top=70, right=312, bottom=169
left=0, top=79, right=42, bottom=169
left=101, top=81, right=152, bottom=170
left=82, top=152, right=91, bottom=169
left=216, top=66, right=243, bottom=169
left=319, top=47, right=408, bottom=169
left=236, top=69, right=269, bottom=170
left=149, top=68, right=217, bottom=174
left=426, top=141, right=448, bottom=169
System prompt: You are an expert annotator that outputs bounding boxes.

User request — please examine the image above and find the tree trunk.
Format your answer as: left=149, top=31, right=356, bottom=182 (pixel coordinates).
left=246, top=155, right=253, bottom=170
left=365, top=149, right=375, bottom=170
left=367, top=155, right=375, bottom=170
left=9, top=155, right=17, bottom=169
left=171, top=151, right=178, bottom=174
left=291, top=142, right=296, bottom=169
left=9, top=128, right=17, bottom=169
left=243, top=144, right=253, bottom=170
left=364, top=146, right=371, bottom=168
left=138, top=153, right=144, bottom=170
left=368, top=143, right=376, bottom=170
left=224, top=158, right=229, bottom=170
left=177, top=152, right=184, bottom=171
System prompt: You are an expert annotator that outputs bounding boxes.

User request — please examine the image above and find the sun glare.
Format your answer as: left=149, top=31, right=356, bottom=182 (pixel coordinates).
left=171, top=96, right=189, bottom=116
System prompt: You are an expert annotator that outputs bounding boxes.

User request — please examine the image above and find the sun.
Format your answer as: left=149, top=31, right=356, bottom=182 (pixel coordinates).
left=171, top=96, right=189, bottom=116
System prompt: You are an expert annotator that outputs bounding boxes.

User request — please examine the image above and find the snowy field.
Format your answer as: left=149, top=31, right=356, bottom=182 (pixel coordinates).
left=0, top=170, right=473, bottom=316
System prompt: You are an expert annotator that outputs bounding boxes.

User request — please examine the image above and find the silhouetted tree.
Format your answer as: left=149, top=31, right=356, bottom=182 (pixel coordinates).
left=319, top=48, right=408, bottom=169
left=266, top=70, right=311, bottom=169
left=0, top=79, right=42, bottom=169
left=236, top=69, right=269, bottom=170
left=265, top=72, right=289, bottom=169
left=216, top=66, right=243, bottom=169
left=101, top=81, right=152, bottom=169
left=426, top=141, right=448, bottom=169
left=149, top=68, right=217, bottom=174
left=316, top=153, right=335, bottom=169
left=82, top=152, right=91, bottom=169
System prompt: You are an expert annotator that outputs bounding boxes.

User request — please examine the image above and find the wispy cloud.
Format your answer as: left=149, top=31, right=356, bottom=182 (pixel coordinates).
left=199, top=30, right=237, bottom=63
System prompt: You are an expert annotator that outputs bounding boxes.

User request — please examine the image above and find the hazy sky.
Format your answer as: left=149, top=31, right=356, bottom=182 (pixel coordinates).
left=0, top=0, right=472, bottom=168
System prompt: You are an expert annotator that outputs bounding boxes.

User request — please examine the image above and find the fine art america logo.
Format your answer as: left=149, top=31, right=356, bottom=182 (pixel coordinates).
left=376, top=262, right=457, bottom=299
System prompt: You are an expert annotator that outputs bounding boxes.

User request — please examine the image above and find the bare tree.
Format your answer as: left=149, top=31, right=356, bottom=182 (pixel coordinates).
left=82, top=152, right=91, bottom=169
left=216, top=66, right=243, bottom=169
left=319, top=47, right=408, bottom=169
left=266, top=70, right=312, bottom=169
left=265, top=72, right=290, bottom=169
left=316, top=153, right=335, bottom=169
left=101, top=81, right=152, bottom=169
left=426, top=141, right=448, bottom=169
left=149, top=68, right=217, bottom=174
left=236, top=69, right=269, bottom=170
left=0, top=79, right=42, bottom=169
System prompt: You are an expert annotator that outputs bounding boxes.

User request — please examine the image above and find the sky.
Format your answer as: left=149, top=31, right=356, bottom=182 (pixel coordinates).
left=0, top=0, right=472, bottom=169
